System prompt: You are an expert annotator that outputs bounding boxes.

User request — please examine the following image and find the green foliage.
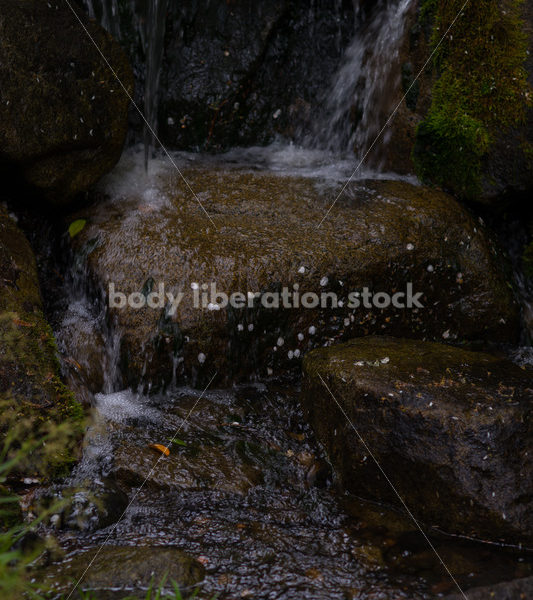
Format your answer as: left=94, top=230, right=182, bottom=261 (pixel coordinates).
left=414, top=0, right=531, bottom=199
left=0, top=409, right=75, bottom=599
left=0, top=312, right=84, bottom=480
left=523, top=241, right=533, bottom=279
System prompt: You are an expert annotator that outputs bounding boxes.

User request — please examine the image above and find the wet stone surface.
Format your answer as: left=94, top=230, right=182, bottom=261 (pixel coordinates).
left=39, top=382, right=533, bottom=599
left=67, top=152, right=519, bottom=390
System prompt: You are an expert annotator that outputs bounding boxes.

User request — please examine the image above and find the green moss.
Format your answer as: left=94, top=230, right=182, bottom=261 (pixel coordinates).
left=414, top=0, right=531, bottom=199
left=0, top=311, right=84, bottom=479
left=401, top=62, right=420, bottom=111
left=523, top=241, right=533, bottom=279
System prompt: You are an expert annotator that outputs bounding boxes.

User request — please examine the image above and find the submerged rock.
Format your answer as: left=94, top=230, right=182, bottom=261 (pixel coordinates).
left=48, top=546, right=205, bottom=593
left=68, top=167, right=519, bottom=388
left=0, top=207, right=82, bottom=478
left=301, top=336, right=533, bottom=544
left=61, top=478, right=128, bottom=532
left=444, top=575, right=533, bottom=600
left=0, top=0, right=133, bottom=204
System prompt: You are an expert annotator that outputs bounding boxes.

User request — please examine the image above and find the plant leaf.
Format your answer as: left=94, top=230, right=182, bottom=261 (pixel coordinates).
left=68, top=219, right=86, bottom=238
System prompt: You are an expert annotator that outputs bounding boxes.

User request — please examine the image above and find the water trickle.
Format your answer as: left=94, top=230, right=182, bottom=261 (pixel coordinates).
left=143, top=0, right=169, bottom=169
left=310, top=0, right=414, bottom=162
left=82, top=0, right=168, bottom=169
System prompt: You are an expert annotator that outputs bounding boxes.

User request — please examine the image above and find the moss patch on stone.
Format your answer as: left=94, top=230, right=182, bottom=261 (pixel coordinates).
left=0, top=209, right=83, bottom=480
left=414, top=0, right=531, bottom=199
left=523, top=240, right=533, bottom=279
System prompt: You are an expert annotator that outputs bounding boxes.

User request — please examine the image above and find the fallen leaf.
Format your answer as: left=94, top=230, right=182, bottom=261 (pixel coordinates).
left=168, top=437, right=187, bottom=447
left=148, top=443, right=170, bottom=457
left=13, top=318, right=33, bottom=328
left=68, top=219, right=86, bottom=238
left=65, top=357, right=82, bottom=371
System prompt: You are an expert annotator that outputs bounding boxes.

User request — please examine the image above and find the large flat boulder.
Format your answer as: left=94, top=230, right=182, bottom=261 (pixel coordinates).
left=67, top=166, right=519, bottom=389
left=301, top=336, right=533, bottom=544
left=0, top=0, right=133, bottom=204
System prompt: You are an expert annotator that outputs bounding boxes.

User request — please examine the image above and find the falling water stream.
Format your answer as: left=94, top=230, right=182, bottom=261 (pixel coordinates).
left=309, top=0, right=414, bottom=158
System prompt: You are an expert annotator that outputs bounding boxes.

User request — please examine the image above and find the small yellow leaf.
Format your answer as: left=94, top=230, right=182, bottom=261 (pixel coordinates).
left=69, top=219, right=86, bottom=238
left=149, top=443, right=170, bottom=457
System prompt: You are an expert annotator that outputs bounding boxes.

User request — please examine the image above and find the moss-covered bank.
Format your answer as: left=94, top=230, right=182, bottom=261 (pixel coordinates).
left=0, top=208, right=83, bottom=481
left=414, top=0, right=532, bottom=200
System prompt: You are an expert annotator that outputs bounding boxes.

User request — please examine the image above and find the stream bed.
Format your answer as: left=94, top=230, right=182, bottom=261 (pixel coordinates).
left=40, top=381, right=533, bottom=599
left=30, top=146, right=533, bottom=599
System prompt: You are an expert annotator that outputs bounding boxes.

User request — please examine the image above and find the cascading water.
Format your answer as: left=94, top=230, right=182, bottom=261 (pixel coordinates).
left=84, top=0, right=121, bottom=40
left=83, top=0, right=168, bottom=168
left=143, top=0, right=169, bottom=168
left=310, top=0, right=414, bottom=161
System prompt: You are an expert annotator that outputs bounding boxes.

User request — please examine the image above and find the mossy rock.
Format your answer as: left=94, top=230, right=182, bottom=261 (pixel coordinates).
left=0, top=0, right=133, bottom=204
left=0, top=208, right=83, bottom=480
left=413, top=0, right=533, bottom=203
left=45, top=546, right=205, bottom=594
left=69, top=168, right=519, bottom=389
left=301, top=336, right=533, bottom=544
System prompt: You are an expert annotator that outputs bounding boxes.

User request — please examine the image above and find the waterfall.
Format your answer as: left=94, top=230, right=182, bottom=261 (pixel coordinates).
left=84, top=0, right=121, bottom=39
left=311, top=0, right=414, bottom=161
left=82, top=0, right=168, bottom=168
left=143, top=0, right=169, bottom=169
left=83, top=0, right=415, bottom=168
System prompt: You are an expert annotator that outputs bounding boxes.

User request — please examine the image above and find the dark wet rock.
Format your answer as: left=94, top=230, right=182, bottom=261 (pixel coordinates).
left=69, top=171, right=519, bottom=388
left=49, top=546, right=205, bottom=592
left=0, top=207, right=83, bottom=478
left=0, top=0, right=133, bottom=204
left=445, top=575, right=533, bottom=600
left=161, top=1, right=356, bottom=149
left=61, top=478, right=128, bottom=532
left=378, top=1, right=434, bottom=176
left=55, top=303, right=109, bottom=406
left=85, top=0, right=356, bottom=150
left=113, top=439, right=262, bottom=495
left=301, top=336, right=533, bottom=544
